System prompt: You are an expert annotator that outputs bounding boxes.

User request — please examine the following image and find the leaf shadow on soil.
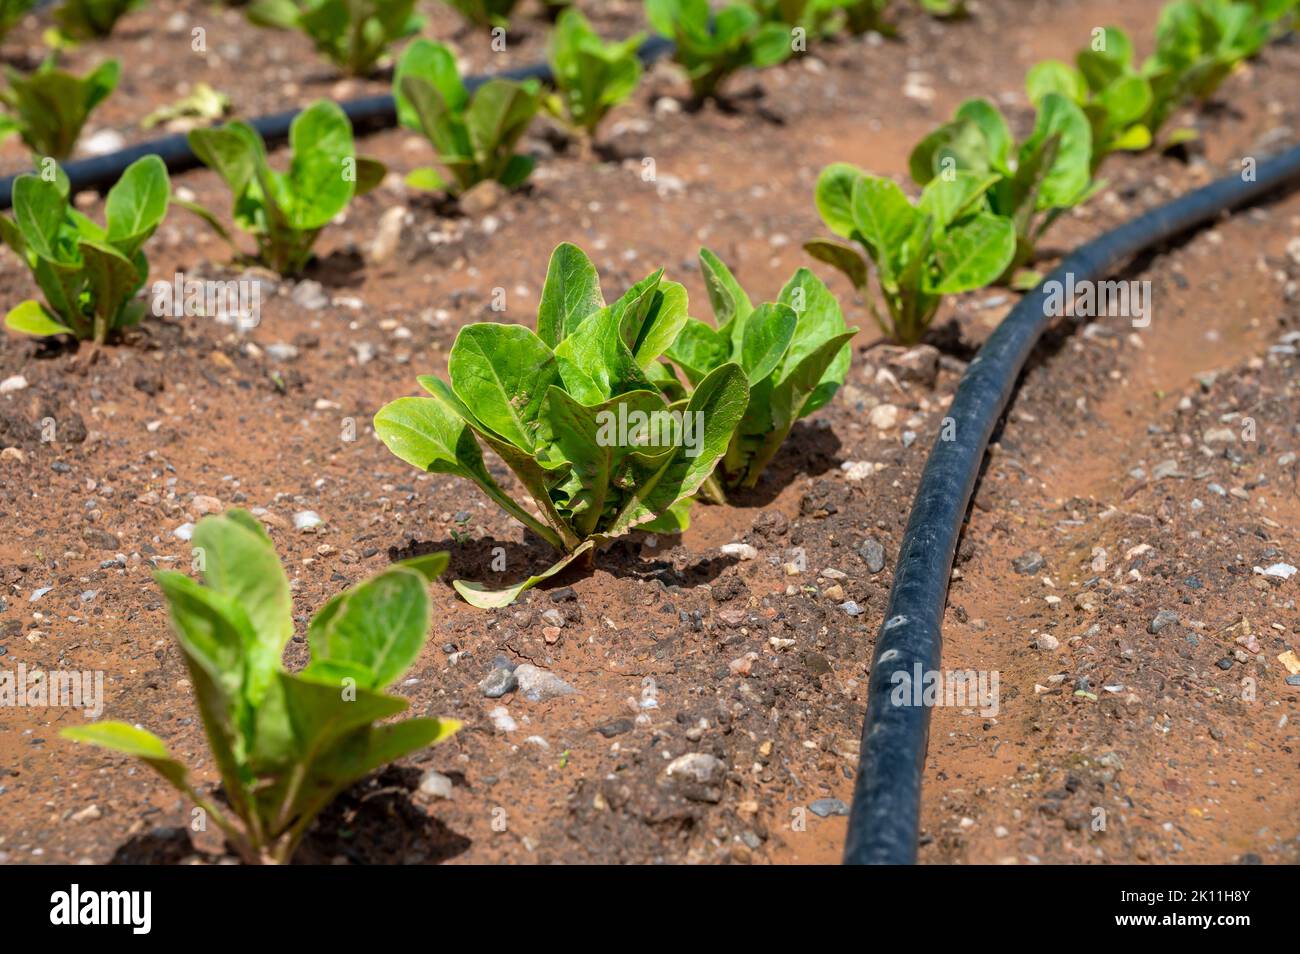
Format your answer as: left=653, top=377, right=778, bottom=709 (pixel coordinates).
left=9, top=336, right=78, bottom=363
left=305, top=65, right=402, bottom=85
left=108, top=826, right=198, bottom=865
left=291, top=765, right=471, bottom=865
left=107, top=766, right=471, bottom=865
left=591, top=139, right=647, bottom=164
left=0, top=50, right=42, bottom=71
left=718, top=418, right=844, bottom=508
left=603, top=534, right=741, bottom=589
left=389, top=528, right=741, bottom=596
left=303, top=246, right=367, bottom=289
left=679, top=86, right=787, bottom=126
left=922, top=317, right=982, bottom=362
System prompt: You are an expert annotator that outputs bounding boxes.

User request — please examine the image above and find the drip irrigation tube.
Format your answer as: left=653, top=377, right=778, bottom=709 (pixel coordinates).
left=843, top=142, right=1300, bottom=865
left=0, top=35, right=675, bottom=209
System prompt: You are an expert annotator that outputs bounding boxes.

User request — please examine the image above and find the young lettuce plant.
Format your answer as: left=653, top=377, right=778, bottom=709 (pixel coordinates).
left=758, top=0, right=895, bottom=37
left=663, top=249, right=858, bottom=495
left=545, top=8, right=644, bottom=140
left=247, top=0, right=423, bottom=76
left=62, top=510, right=460, bottom=866
left=645, top=0, right=794, bottom=103
left=916, top=0, right=967, bottom=17
left=805, top=164, right=1014, bottom=345
left=443, top=0, right=520, bottom=28
left=1, top=156, right=169, bottom=343
left=0, top=58, right=119, bottom=160
left=394, top=39, right=540, bottom=194
left=1065, top=2, right=1291, bottom=152
left=755, top=0, right=834, bottom=34
left=1025, top=28, right=1155, bottom=171
left=829, top=0, right=899, bottom=35
left=1144, top=0, right=1275, bottom=130
left=52, top=0, right=143, bottom=40
left=178, top=99, right=385, bottom=275
left=908, top=94, right=1094, bottom=287
left=375, top=242, right=750, bottom=608
left=1029, top=7, right=1277, bottom=159
left=1254, top=0, right=1300, bottom=28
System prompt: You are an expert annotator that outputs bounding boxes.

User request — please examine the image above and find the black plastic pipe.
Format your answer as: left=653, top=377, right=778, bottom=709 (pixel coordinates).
left=844, top=142, right=1300, bottom=865
left=0, top=36, right=674, bottom=209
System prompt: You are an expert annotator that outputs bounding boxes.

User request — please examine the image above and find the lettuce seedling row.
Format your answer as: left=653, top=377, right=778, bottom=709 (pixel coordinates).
left=64, top=510, right=459, bottom=864
left=376, top=242, right=753, bottom=606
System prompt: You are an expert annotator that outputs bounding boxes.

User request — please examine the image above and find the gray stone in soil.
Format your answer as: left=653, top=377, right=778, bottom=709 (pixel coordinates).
left=82, top=528, right=119, bottom=550
left=858, top=537, right=885, bottom=573
left=809, top=798, right=849, bottom=817
left=291, top=280, right=329, bottom=310
left=1012, top=551, right=1045, bottom=574
left=665, top=752, right=724, bottom=784
left=594, top=718, right=634, bottom=738
left=514, top=663, right=576, bottom=702
left=479, top=667, right=518, bottom=698
left=1149, top=609, right=1179, bottom=634
left=1097, top=751, right=1124, bottom=772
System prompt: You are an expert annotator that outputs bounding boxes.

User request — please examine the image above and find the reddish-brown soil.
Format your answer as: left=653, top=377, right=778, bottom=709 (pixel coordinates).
left=921, top=204, right=1300, bottom=864
left=1, top=0, right=1297, bottom=865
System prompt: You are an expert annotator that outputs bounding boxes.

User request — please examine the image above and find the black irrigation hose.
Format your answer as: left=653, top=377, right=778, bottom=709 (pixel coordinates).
left=843, top=142, right=1300, bottom=865
left=0, top=35, right=675, bottom=209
